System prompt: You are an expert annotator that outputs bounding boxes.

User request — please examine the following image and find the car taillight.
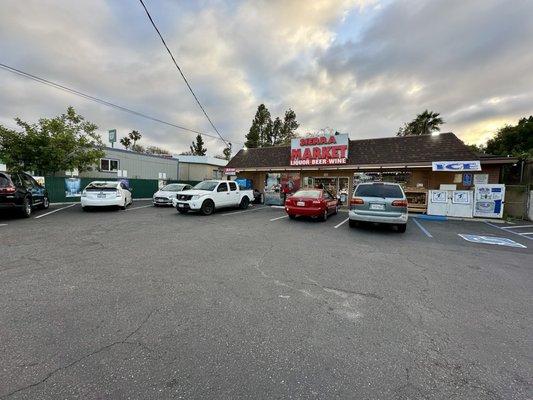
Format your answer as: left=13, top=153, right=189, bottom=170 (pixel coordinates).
left=1, top=185, right=16, bottom=193
left=350, top=197, right=364, bottom=205
left=392, top=200, right=408, bottom=207
left=116, top=189, right=121, bottom=197
left=312, top=200, right=321, bottom=205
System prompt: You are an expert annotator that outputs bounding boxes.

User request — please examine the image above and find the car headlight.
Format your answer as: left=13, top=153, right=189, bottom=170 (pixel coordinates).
left=191, top=195, right=204, bottom=200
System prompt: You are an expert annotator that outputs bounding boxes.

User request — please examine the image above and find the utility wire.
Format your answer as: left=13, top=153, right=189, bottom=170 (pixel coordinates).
left=138, top=0, right=230, bottom=148
left=0, top=62, right=242, bottom=144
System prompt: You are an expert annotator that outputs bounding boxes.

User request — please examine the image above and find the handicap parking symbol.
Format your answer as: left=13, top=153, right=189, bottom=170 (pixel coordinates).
left=458, top=234, right=527, bottom=248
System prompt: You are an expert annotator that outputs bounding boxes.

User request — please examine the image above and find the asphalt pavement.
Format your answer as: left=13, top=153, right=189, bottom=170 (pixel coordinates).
left=0, top=202, right=531, bottom=399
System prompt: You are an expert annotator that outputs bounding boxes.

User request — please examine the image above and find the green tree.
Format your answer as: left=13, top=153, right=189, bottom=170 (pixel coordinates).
left=0, top=106, right=104, bottom=174
left=397, top=110, right=444, bottom=136
left=120, top=136, right=132, bottom=150
left=245, top=104, right=271, bottom=148
left=245, top=105, right=299, bottom=147
left=484, top=116, right=533, bottom=158
left=190, top=134, right=207, bottom=156
left=128, top=130, right=142, bottom=147
left=280, top=108, right=299, bottom=144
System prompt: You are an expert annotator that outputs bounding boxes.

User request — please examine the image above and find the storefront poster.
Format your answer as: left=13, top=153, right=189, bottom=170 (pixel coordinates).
left=65, top=178, right=81, bottom=197
left=280, top=172, right=300, bottom=196
left=473, top=174, right=488, bottom=185
left=431, top=190, right=448, bottom=203
left=452, top=191, right=470, bottom=204
left=290, top=134, right=348, bottom=166
left=462, top=173, right=473, bottom=187
left=265, top=173, right=283, bottom=205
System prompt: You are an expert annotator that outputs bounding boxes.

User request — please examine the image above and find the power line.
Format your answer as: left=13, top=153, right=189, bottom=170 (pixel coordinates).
left=0, top=62, right=242, bottom=144
left=138, top=0, right=230, bottom=148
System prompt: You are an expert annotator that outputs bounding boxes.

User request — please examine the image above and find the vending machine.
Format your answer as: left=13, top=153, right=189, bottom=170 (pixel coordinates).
left=473, top=184, right=505, bottom=218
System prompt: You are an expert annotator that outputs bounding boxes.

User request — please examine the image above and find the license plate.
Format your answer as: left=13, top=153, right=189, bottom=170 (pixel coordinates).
left=97, top=193, right=105, bottom=198
left=157, top=199, right=165, bottom=202
left=178, top=203, right=184, bottom=208
left=370, top=204, right=384, bottom=210
left=297, top=201, right=305, bottom=207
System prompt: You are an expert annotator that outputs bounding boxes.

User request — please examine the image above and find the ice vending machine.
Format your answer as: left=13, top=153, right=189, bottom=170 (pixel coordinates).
left=473, top=184, right=505, bottom=218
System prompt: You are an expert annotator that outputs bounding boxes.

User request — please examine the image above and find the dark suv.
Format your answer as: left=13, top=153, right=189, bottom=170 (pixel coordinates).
left=0, top=172, right=49, bottom=217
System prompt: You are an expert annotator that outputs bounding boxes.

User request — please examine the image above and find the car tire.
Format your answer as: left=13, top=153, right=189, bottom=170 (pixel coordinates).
left=397, top=224, right=407, bottom=233
left=334, top=205, right=339, bottom=215
left=120, top=200, right=127, bottom=210
left=177, top=208, right=188, bottom=214
left=82, top=206, right=88, bottom=212
left=201, top=200, right=215, bottom=215
left=239, top=196, right=249, bottom=209
left=21, top=197, right=32, bottom=218
left=349, top=219, right=358, bottom=228
left=321, top=209, right=328, bottom=221
left=42, top=196, right=50, bottom=209
left=288, top=214, right=296, bottom=220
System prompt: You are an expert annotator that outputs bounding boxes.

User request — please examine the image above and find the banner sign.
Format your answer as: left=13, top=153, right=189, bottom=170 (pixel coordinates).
left=224, top=168, right=237, bottom=176
left=65, top=178, right=81, bottom=197
left=290, top=134, right=348, bottom=166
left=432, top=160, right=481, bottom=171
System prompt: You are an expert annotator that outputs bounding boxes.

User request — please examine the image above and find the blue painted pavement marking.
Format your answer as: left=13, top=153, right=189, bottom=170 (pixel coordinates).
left=412, top=218, right=433, bottom=238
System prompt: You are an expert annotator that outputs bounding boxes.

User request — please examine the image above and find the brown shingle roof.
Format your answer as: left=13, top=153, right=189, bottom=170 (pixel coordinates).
left=227, top=132, right=477, bottom=169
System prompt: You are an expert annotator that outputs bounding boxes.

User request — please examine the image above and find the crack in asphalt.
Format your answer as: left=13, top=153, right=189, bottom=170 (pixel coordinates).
left=1, top=309, right=156, bottom=399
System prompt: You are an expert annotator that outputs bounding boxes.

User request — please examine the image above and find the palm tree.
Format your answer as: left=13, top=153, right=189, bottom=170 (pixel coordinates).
left=397, top=110, right=444, bottom=136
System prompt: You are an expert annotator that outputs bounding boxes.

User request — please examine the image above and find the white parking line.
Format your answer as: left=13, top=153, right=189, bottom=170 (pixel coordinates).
left=126, top=204, right=152, bottom=211
left=221, top=206, right=269, bottom=216
left=270, top=215, right=288, bottom=221
left=34, top=203, right=77, bottom=219
left=413, top=218, right=433, bottom=238
left=485, top=221, right=533, bottom=240
left=501, top=225, right=533, bottom=230
left=0, top=223, right=7, bottom=227
left=334, top=218, right=349, bottom=229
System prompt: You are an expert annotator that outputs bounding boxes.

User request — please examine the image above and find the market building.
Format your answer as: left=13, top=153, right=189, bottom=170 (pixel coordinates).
left=226, top=132, right=517, bottom=218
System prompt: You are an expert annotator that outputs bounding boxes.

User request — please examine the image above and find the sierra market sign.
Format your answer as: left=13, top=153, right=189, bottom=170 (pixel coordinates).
left=290, top=134, right=349, bottom=166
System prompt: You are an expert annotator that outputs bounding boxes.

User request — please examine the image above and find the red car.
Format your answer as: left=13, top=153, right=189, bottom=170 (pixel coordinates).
left=285, top=189, right=339, bottom=221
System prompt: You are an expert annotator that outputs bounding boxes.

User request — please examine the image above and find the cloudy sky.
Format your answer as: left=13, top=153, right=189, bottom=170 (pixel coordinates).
left=1, top=0, right=532, bottom=156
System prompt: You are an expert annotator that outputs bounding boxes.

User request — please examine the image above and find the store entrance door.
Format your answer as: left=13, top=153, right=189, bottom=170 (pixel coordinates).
left=313, top=177, right=350, bottom=206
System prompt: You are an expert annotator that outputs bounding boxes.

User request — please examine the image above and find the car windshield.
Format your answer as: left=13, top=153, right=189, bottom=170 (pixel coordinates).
left=292, top=190, right=321, bottom=198
left=193, top=181, right=218, bottom=191
left=161, top=184, right=184, bottom=192
left=355, top=184, right=403, bottom=198
left=86, top=182, right=118, bottom=191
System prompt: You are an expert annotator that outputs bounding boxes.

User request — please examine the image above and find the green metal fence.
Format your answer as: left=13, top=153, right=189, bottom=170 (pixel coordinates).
left=44, top=176, right=200, bottom=203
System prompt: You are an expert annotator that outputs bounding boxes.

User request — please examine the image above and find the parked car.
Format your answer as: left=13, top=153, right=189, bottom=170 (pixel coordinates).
left=348, top=182, right=408, bottom=232
left=81, top=181, right=132, bottom=211
left=172, top=180, right=254, bottom=215
left=0, top=171, right=49, bottom=217
left=153, top=183, right=192, bottom=206
left=285, top=188, right=339, bottom=221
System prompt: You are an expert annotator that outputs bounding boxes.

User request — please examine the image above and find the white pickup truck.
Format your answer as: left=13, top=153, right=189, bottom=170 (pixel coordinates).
left=172, top=180, right=254, bottom=215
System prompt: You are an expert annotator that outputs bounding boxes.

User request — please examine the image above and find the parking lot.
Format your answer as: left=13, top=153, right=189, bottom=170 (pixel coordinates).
left=1, top=202, right=531, bottom=399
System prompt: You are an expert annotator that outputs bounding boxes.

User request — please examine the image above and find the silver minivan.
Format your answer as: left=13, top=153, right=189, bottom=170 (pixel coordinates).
left=348, top=182, right=408, bottom=232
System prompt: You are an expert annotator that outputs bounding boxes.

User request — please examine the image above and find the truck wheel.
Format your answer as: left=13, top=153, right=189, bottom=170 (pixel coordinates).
left=239, top=197, right=249, bottom=209
left=201, top=200, right=215, bottom=215
left=396, top=224, right=407, bottom=233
